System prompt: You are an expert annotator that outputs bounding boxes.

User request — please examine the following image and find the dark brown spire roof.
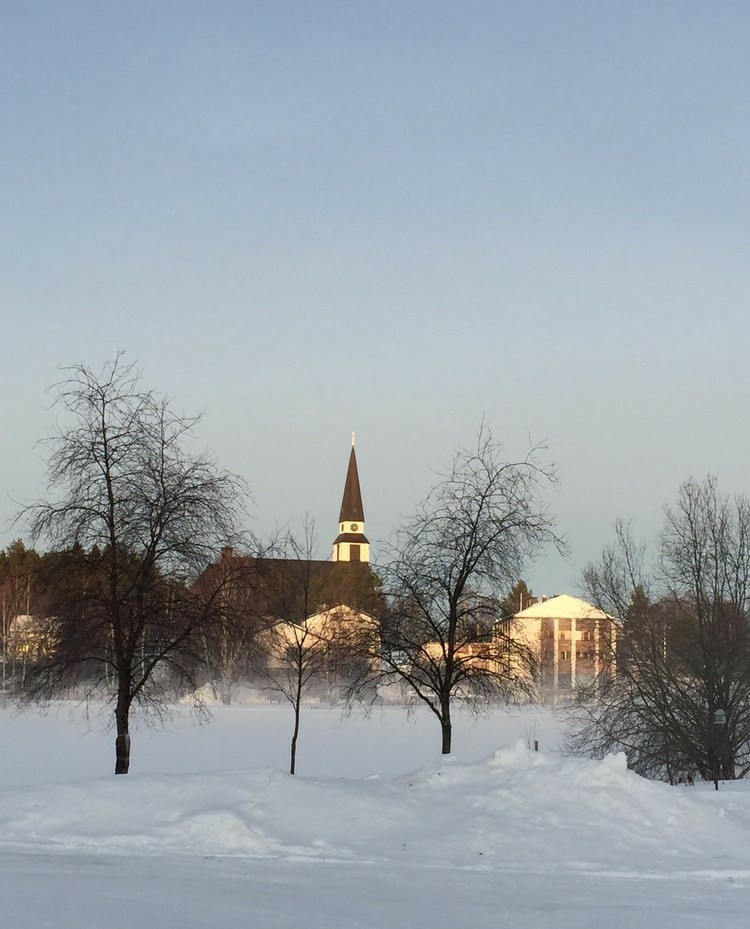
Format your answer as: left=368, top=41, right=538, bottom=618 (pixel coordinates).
left=339, top=446, right=365, bottom=523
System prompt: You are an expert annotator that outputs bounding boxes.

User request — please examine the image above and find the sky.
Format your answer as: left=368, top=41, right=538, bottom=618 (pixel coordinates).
left=2, top=1, right=749, bottom=595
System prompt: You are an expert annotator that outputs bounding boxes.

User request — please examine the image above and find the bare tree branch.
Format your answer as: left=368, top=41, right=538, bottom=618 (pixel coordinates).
left=348, top=424, right=562, bottom=753
left=572, top=476, right=750, bottom=783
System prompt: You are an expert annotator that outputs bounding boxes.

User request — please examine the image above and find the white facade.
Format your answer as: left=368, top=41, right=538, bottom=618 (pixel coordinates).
left=513, top=594, right=616, bottom=703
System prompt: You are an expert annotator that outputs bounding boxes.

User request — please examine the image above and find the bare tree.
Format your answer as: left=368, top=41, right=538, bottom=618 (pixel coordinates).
left=581, top=519, right=650, bottom=621
left=21, top=356, right=248, bottom=773
left=196, top=550, right=261, bottom=705
left=349, top=426, right=562, bottom=754
left=251, top=519, right=367, bottom=773
left=259, top=609, right=353, bottom=774
left=572, top=477, right=750, bottom=782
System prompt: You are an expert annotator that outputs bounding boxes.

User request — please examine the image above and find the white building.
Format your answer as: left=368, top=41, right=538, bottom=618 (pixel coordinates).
left=513, top=594, right=616, bottom=703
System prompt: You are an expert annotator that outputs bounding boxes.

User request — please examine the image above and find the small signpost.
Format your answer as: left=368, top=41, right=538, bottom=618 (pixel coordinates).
left=713, top=708, right=727, bottom=791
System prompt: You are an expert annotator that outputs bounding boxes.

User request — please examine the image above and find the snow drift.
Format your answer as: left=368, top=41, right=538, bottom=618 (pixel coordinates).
left=1, top=740, right=747, bottom=878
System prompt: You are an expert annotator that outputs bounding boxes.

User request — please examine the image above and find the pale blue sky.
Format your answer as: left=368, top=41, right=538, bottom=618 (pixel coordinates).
left=2, top=1, right=749, bottom=594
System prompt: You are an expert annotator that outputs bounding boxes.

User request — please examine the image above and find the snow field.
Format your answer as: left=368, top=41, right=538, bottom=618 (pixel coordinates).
left=1, top=702, right=749, bottom=928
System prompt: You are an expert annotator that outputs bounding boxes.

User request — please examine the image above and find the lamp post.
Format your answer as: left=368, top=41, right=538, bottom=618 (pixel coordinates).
left=713, top=708, right=727, bottom=791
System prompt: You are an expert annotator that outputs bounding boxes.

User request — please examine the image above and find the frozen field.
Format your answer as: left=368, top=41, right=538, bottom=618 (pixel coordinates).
left=0, top=700, right=749, bottom=928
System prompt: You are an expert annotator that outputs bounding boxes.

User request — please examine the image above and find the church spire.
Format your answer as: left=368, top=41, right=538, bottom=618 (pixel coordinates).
left=339, top=445, right=365, bottom=524
left=332, top=436, right=370, bottom=563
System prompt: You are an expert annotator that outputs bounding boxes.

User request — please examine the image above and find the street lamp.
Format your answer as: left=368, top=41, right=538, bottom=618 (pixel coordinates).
left=713, top=708, right=727, bottom=791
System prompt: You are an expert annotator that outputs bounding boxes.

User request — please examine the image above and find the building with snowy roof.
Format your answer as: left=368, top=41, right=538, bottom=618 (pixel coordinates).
left=512, top=594, right=617, bottom=704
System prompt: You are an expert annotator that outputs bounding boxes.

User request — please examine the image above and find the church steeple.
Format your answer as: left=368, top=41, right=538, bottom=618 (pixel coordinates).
left=332, top=434, right=370, bottom=563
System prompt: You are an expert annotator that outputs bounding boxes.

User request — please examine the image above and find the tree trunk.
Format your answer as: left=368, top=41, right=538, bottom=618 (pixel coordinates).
left=114, top=689, right=131, bottom=775
left=440, top=696, right=452, bottom=754
left=720, top=740, right=735, bottom=780
left=290, top=693, right=301, bottom=775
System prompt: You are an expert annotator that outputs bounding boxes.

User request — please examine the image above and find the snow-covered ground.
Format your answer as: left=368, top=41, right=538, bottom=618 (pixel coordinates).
left=0, top=701, right=748, bottom=928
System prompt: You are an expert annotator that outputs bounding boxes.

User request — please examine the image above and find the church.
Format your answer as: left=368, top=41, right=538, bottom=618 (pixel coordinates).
left=207, top=437, right=381, bottom=624
left=205, top=439, right=618, bottom=704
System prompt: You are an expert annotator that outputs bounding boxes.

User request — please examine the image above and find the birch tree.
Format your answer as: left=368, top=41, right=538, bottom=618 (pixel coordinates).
left=349, top=426, right=562, bottom=754
left=22, top=356, right=248, bottom=773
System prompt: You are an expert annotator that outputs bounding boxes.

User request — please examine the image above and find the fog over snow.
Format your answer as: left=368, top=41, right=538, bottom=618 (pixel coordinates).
left=0, top=702, right=748, bottom=928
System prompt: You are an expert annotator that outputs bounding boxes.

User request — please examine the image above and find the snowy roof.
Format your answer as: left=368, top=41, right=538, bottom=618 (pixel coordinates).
left=514, top=594, right=613, bottom=621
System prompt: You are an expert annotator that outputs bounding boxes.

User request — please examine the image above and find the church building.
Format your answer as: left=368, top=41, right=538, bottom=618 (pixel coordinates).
left=204, top=436, right=381, bottom=623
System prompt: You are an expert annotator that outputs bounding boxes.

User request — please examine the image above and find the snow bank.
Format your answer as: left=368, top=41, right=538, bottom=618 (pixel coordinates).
left=1, top=741, right=746, bottom=877
left=2, top=708, right=750, bottom=929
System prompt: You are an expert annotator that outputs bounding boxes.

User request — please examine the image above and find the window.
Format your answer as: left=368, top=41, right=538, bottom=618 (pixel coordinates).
left=350, top=544, right=361, bottom=562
